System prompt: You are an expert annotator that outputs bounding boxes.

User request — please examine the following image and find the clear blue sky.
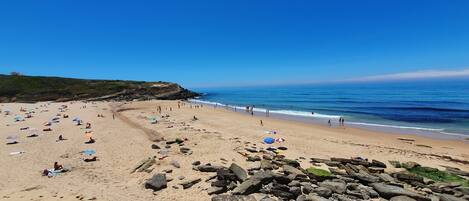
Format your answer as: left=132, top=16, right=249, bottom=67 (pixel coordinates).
left=1, top=0, right=469, bottom=88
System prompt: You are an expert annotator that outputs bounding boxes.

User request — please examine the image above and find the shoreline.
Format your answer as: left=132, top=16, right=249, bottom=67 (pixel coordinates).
left=189, top=99, right=469, bottom=141
left=2, top=100, right=469, bottom=200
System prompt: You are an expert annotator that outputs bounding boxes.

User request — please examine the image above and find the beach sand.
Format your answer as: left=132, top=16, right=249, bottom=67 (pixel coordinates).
left=1, top=100, right=468, bottom=200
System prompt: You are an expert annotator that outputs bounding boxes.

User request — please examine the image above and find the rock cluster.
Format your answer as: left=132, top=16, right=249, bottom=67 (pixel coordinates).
left=192, top=156, right=469, bottom=201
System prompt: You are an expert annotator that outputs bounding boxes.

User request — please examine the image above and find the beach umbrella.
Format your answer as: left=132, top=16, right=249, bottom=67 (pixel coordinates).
left=29, top=128, right=38, bottom=135
left=14, top=115, right=24, bottom=121
left=6, top=135, right=18, bottom=144
left=83, top=149, right=96, bottom=155
left=263, top=137, right=275, bottom=144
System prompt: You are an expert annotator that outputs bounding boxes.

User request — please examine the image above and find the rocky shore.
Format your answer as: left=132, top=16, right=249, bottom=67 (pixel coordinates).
left=145, top=148, right=469, bottom=201
left=142, top=140, right=469, bottom=201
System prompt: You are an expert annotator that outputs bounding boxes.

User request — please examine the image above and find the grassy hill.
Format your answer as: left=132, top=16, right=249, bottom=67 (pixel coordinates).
left=0, top=74, right=199, bottom=103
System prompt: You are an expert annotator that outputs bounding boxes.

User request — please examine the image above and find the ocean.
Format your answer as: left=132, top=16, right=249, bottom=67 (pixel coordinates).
left=190, top=79, right=469, bottom=139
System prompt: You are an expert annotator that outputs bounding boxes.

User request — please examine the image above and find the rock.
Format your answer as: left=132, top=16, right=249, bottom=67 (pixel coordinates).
left=132, top=156, right=156, bottom=173
left=247, top=155, right=261, bottom=162
left=371, top=159, right=387, bottom=168
left=378, top=173, right=396, bottom=183
left=170, top=160, right=181, bottom=168
left=319, top=181, right=346, bottom=194
left=145, top=173, right=167, bottom=191
left=288, top=180, right=301, bottom=187
left=245, top=147, right=258, bottom=153
left=314, top=187, right=333, bottom=197
left=331, top=157, right=353, bottom=164
left=371, top=183, right=430, bottom=201
left=217, top=168, right=237, bottom=181
left=456, top=187, right=469, bottom=195
left=180, top=178, right=201, bottom=189
left=301, top=182, right=315, bottom=194
left=283, top=159, right=301, bottom=168
left=180, top=147, right=192, bottom=155
left=389, top=195, right=415, bottom=201
left=261, top=160, right=274, bottom=170
left=207, top=186, right=226, bottom=195
left=197, top=165, right=224, bottom=172
left=283, top=165, right=305, bottom=176
left=296, top=194, right=329, bottom=201
left=402, top=161, right=420, bottom=169
left=368, top=167, right=385, bottom=174
left=192, top=161, right=201, bottom=166
left=211, top=179, right=229, bottom=187
left=233, top=171, right=274, bottom=195
left=151, top=144, right=160, bottom=149
left=230, top=163, right=248, bottom=181
left=390, top=161, right=402, bottom=168
left=439, top=194, right=466, bottom=201
left=350, top=170, right=380, bottom=183
left=178, top=176, right=185, bottom=180
left=247, top=162, right=261, bottom=171
left=394, top=172, right=424, bottom=183
left=211, top=195, right=256, bottom=201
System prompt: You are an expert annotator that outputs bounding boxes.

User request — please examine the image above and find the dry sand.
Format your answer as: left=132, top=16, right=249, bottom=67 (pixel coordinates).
left=1, top=100, right=468, bottom=201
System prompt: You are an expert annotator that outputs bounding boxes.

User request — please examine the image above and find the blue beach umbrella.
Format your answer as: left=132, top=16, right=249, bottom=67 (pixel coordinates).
left=263, top=137, right=275, bottom=144
left=83, top=149, right=96, bottom=155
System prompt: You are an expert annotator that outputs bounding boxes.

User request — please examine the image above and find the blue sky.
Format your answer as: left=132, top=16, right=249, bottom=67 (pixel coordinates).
left=1, top=0, right=469, bottom=88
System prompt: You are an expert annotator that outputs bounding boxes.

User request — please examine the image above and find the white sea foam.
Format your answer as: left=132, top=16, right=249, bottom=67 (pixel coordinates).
left=189, top=99, right=469, bottom=138
left=347, top=122, right=444, bottom=132
left=189, top=99, right=341, bottom=119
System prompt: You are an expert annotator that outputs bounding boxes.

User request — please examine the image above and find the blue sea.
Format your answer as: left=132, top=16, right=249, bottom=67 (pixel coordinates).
left=191, top=79, right=469, bottom=139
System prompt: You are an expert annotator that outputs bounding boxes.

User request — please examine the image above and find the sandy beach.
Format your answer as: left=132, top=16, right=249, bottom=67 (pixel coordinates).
left=1, top=100, right=469, bottom=201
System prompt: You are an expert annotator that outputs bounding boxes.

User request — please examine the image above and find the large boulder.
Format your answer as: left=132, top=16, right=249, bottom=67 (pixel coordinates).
left=283, top=165, right=306, bottom=176
left=230, top=163, right=248, bottom=181
left=371, top=183, right=430, bottom=201
left=439, top=194, right=466, bottom=201
left=233, top=171, right=274, bottom=195
left=319, top=181, right=346, bottom=194
left=145, top=173, right=167, bottom=191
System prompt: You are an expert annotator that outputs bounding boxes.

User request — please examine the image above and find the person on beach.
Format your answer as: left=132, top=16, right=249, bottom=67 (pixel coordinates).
left=260, top=120, right=263, bottom=126
left=54, top=162, right=63, bottom=171
left=85, top=137, right=96, bottom=144
left=341, top=117, right=345, bottom=126
left=328, top=119, right=332, bottom=127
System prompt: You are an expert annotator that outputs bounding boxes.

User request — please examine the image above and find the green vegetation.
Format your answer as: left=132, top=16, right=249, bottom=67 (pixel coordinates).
left=0, top=74, right=197, bottom=102
left=408, top=166, right=469, bottom=187
left=306, top=167, right=332, bottom=177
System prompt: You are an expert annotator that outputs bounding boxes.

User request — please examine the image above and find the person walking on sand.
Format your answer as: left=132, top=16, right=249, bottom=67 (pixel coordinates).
left=260, top=120, right=263, bottom=126
left=328, top=119, right=332, bottom=127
